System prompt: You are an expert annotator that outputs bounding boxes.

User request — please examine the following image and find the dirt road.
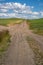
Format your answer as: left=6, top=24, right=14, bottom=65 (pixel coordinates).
left=3, top=21, right=34, bottom=65
left=0, top=20, right=43, bottom=65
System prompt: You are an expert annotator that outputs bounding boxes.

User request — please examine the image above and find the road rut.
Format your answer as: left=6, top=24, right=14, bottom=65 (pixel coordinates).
left=2, top=21, right=35, bottom=65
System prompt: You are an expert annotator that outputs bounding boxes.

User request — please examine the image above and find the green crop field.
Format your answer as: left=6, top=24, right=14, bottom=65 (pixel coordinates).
left=0, top=18, right=24, bottom=26
left=27, top=18, right=43, bottom=35
left=0, top=18, right=43, bottom=35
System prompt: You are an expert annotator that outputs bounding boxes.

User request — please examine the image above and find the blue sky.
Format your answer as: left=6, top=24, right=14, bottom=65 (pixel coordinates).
left=0, top=0, right=43, bottom=19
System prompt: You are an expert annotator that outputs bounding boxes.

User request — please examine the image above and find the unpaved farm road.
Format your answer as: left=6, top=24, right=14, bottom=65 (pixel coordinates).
left=0, top=20, right=43, bottom=65
left=3, top=21, right=35, bottom=65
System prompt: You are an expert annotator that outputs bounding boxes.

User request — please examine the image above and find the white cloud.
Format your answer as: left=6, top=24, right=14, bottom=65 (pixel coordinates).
left=30, top=15, right=39, bottom=19
left=40, top=12, right=43, bottom=16
left=22, top=11, right=32, bottom=14
left=0, top=2, right=40, bottom=19
left=0, top=9, right=8, bottom=12
left=0, top=13, right=7, bottom=16
left=0, top=13, right=16, bottom=18
left=0, top=2, right=33, bottom=13
left=32, top=12, right=39, bottom=15
left=14, top=3, right=26, bottom=9
left=33, top=16, right=37, bottom=18
left=7, top=13, right=16, bottom=17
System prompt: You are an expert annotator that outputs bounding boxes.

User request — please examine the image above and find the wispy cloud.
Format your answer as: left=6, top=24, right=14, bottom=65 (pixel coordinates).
left=40, top=12, right=43, bottom=16
left=0, top=2, right=40, bottom=19
left=32, top=12, right=39, bottom=15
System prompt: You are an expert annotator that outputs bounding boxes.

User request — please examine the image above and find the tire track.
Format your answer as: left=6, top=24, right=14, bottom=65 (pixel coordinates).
left=3, top=21, right=35, bottom=65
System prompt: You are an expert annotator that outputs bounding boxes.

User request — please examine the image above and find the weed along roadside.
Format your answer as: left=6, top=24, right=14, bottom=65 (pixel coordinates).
left=0, top=30, right=11, bottom=56
left=26, top=36, right=43, bottom=65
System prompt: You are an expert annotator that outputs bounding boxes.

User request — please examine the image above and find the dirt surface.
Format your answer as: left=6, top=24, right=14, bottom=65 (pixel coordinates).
left=3, top=21, right=34, bottom=65
left=27, top=29, right=43, bottom=50
left=0, top=20, right=43, bottom=65
left=0, top=25, right=8, bottom=31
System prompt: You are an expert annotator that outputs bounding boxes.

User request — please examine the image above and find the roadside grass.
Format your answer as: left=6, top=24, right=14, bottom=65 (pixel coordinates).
left=0, top=30, right=10, bottom=56
left=27, top=36, right=43, bottom=65
left=27, top=18, right=43, bottom=35
left=33, top=30, right=43, bottom=35
left=0, top=18, right=24, bottom=26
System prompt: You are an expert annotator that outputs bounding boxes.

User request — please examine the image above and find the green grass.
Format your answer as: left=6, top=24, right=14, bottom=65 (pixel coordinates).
left=0, top=18, right=24, bottom=26
left=0, top=30, right=10, bottom=55
left=27, top=18, right=43, bottom=35
left=27, top=36, right=43, bottom=65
